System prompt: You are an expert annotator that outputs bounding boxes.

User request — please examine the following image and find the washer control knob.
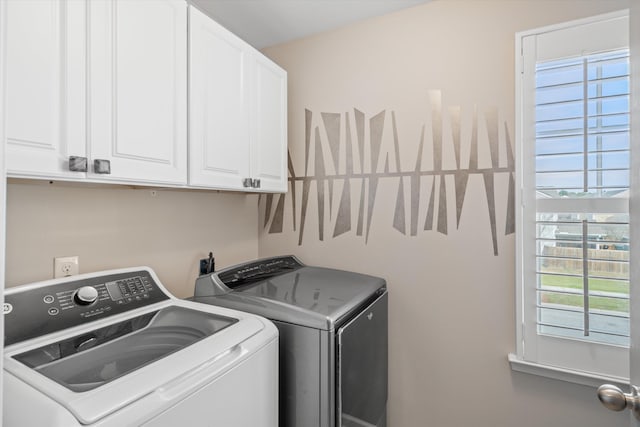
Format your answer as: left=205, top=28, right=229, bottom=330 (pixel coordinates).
left=75, top=286, right=98, bottom=305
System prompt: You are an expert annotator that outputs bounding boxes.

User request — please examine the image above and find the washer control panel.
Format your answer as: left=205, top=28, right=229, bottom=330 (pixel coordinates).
left=4, top=270, right=169, bottom=346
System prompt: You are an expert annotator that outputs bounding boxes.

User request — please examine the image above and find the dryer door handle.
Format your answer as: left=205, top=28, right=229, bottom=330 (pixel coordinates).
left=156, top=345, right=245, bottom=400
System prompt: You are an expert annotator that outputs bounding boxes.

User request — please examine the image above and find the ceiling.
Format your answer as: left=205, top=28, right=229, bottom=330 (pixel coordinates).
left=190, top=0, right=432, bottom=49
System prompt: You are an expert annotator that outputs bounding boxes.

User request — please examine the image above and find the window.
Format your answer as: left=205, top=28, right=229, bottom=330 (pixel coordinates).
left=515, top=11, right=630, bottom=382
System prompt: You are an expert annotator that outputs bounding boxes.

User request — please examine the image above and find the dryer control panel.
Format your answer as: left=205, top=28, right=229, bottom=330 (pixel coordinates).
left=217, top=256, right=303, bottom=289
left=4, top=270, right=169, bottom=346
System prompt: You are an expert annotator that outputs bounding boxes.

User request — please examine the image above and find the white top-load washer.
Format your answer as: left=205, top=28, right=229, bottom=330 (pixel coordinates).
left=3, top=267, right=278, bottom=427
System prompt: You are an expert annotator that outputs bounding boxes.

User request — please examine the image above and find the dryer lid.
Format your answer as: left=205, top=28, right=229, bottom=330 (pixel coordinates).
left=196, top=256, right=386, bottom=330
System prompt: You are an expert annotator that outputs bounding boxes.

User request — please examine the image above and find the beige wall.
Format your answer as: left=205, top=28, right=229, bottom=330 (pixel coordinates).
left=260, top=1, right=631, bottom=426
left=5, top=180, right=259, bottom=298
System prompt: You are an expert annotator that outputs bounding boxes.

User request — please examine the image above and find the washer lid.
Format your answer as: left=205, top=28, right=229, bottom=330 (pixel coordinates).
left=197, top=264, right=386, bottom=330
left=5, top=302, right=270, bottom=425
left=14, top=306, right=237, bottom=393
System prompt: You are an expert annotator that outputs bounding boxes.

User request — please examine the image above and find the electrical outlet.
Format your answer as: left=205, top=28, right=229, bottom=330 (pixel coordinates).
left=54, top=256, right=79, bottom=278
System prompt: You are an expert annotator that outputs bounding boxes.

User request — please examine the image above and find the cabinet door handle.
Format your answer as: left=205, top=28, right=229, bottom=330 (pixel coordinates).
left=68, top=156, right=88, bottom=172
left=93, top=159, right=111, bottom=174
left=242, top=178, right=253, bottom=188
left=252, top=178, right=261, bottom=189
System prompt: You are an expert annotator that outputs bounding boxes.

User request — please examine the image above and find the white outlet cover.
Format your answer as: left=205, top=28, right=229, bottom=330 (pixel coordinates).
left=54, top=256, right=79, bottom=278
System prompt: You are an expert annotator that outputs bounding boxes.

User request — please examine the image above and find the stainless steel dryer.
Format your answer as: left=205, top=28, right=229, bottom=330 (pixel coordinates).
left=193, top=255, right=388, bottom=427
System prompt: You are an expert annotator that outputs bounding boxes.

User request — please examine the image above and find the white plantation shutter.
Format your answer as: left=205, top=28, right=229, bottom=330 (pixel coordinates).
left=535, top=50, right=630, bottom=346
left=516, top=11, right=630, bottom=380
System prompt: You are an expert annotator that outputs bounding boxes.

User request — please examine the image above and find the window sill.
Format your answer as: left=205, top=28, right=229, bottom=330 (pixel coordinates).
left=508, top=353, right=629, bottom=388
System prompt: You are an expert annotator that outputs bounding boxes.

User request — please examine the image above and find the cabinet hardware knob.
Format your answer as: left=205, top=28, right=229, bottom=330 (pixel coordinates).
left=242, top=178, right=253, bottom=188
left=93, top=159, right=111, bottom=174
left=252, top=178, right=261, bottom=189
left=68, top=156, right=88, bottom=172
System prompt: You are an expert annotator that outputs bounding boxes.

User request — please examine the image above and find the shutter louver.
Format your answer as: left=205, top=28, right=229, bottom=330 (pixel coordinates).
left=534, top=50, right=630, bottom=346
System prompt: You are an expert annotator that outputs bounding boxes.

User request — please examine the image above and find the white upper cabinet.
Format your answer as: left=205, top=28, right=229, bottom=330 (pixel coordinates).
left=4, top=0, right=87, bottom=179
left=4, top=0, right=188, bottom=186
left=189, top=6, right=287, bottom=192
left=4, top=1, right=285, bottom=192
left=89, top=0, right=187, bottom=185
left=189, top=6, right=250, bottom=190
left=251, top=54, right=287, bottom=193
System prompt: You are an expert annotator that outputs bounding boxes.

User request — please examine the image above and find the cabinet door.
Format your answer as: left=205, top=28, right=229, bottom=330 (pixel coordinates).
left=4, top=0, right=86, bottom=179
left=89, top=0, right=187, bottom=185
left=189, top=6, right=250, bottom=190
left=251, top=54, right=287, bottom=193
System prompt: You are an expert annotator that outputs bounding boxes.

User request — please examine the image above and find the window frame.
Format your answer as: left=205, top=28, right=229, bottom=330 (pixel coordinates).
left=513, top=9, right=630, bottom=385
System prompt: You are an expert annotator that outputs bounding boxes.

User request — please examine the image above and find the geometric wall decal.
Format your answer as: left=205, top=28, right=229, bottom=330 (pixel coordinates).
left=345, top=111, right=354, bottom=175
left=391, top=111, right=406, bottom=235
left=264, top=90, right=515, bottom=255
left=454, top=171, right=469, bottom=229
left=430, top=90, right=443, bottom=172
left=287, top=152, right=297, bottom=231
left=484, top=107, right=500, bottom=255
left=321, top=112, right=341, bottom=173
left=304, top=109, right=312, bottom=176
left=370, top=111, right=386, bottom=173
left=437, top=175, right=448, bottom=235
left=391, top=111, right=402, bottom=173
left=314, top=127, right=326, bottom=242
left=268, top=194, right=285, bottom=234
left=450, top=104, right=469, bottom=229
left=424, top=177, right=435, bottom=231
left=393, top=177, right=406, bottom=235
left=483, top=171, right=498, bottom=255
left=356, top=179, right=366, bottom=237
left=413, top=126, right=425, bottom=235
left=333, top=179, right=352, bottom=237
left=504, top=123, right=516, bottom=236
left=264, top=193, right=273, bottom=228
left=450, top=106, right=462, bottom=169
left=298, top=179, right=311, bottom=246
left=485, top=106, right=500, bottom=169
left=366, top=176, right=379, bottom=244
left=321, top=112, right=340, bottom=219
left=354, top=109, right=366, bottom=171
